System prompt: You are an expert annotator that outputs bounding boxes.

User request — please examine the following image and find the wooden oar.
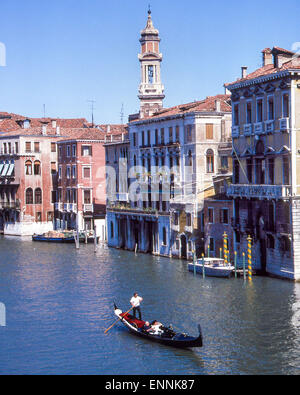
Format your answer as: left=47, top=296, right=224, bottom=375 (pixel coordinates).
left=104, top=306, right=134, bottom=334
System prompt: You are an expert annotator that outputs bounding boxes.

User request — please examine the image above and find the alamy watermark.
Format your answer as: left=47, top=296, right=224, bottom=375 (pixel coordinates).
left=0, top=302, right=6, bottom=327
left=0, top=42, right=6, bottom=67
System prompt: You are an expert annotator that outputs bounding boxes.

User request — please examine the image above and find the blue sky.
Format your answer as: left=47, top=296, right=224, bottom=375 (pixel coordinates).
left=0, top=0, right=299, bottom=124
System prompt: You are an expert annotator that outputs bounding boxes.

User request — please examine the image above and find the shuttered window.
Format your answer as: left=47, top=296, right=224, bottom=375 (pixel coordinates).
left=206, top=124, right=214, bottom=140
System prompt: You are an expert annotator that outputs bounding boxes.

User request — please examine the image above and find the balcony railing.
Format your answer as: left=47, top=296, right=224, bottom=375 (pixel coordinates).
left=84, top=204, right=94, bottom=213
left=117, top=193, right=129, bottom=202
left=264, top=120, right=275, bottom=133
left=243, top=124, right=253, bottom=136
left=227, top=184, right=292, bottom=199
left=254, top=122, right=264, bottom=134
left=279, top=118, right=290, bottom=131
left=232, top=126, right=240, bottom=138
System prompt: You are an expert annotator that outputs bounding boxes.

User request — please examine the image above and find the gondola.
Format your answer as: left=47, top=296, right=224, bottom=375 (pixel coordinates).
left=113, top=304, right=203, bottom=348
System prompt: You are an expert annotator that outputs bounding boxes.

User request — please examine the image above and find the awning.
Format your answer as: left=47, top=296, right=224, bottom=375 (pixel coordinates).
left=0, top=164, right=3, bottom=175
left=1, top=164, right=9, bottom=177
left=6, top=164, right=15, bottom=177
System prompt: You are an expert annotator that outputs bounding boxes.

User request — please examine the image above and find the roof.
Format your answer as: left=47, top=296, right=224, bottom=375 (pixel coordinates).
left=134, top=94, right=231, bottom=123
left=226, top=47, right=300, bottom=88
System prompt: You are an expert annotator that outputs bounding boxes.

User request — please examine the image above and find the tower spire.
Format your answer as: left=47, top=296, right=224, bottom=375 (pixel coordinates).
left=138, top=10, right=165, bottom=118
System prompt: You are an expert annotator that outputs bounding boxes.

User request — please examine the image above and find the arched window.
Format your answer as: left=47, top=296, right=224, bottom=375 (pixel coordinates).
left=34, top=161, right=41, bottom=175
left=35, top=188, right=42, bottom=204
left=25, top=160, right=32, bottom=176
left=26, top=188, right=33, bottom=205
left=206, top=149, right=214, bottom=173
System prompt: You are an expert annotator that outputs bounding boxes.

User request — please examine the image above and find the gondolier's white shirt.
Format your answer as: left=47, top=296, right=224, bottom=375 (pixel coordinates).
left=130, top=296, right=142, bottom=307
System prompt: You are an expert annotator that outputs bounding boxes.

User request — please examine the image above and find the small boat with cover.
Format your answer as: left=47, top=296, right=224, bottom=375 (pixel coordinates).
left=113, top=304, right=203, bottom=348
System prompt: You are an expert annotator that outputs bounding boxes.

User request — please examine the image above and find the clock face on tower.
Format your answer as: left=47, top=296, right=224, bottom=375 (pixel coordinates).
left=148, top=65, right=154, bottom=84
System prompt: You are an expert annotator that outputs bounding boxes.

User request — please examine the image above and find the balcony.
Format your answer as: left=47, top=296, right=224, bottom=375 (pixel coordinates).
left=84, top=204, right=94, bottom=213
left=54, top=202, right=62, bottom=211
left=227, top=184, right=292, bottom=199
left=254, top=122, right=264, bottom=135
left=264, top=120, right=275, bottom=133
left=117, top=193, right=129, bottom=202
left=279, top=118, right=290, bottom=131
left=232, top=126, right=240, bottom=138
left=69, top=203, right=77, bottom=213
left=243, top=124, right=253, bottom=136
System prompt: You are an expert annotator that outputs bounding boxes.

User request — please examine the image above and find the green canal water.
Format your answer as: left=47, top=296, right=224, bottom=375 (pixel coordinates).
left=0, top=236, right=299, bottom=375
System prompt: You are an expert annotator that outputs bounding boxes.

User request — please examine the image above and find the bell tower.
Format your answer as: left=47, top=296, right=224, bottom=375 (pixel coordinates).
left=138, top=9, right=165, bottom=118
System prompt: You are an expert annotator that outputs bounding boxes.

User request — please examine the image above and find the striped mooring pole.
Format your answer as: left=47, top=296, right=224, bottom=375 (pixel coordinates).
left=243, top=252, right=246, bottom=282
left=234, top=251, right=237, bottom=278
left=223, top=232, right=228, bottom=266
left=247, top=235, right=253, bottom=282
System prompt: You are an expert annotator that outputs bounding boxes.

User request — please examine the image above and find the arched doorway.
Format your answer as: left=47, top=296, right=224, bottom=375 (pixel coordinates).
left=180, top=234, right=187, bottom=259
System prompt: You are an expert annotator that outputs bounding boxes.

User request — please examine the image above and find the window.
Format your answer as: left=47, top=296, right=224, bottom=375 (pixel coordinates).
left=268, top=96, right=274, bottom=120
left=51, top=162, right=56, bottom=175
left=282, top=94, right=290, bottom=118
left=72, top=165, right=76, bottom=179
left=162, top=227, right=167, bottom=245
left=58, top=166, right=62, bottom=179
left=72, top=145, right=76, bottom=157
left=58, top=146, right=62, bottom=157
left=25, top=160, right=32, bottom=175
left=160, top=128, right=165, bottom=145
left=82, top=145, right=92, bottom=156
left=221, top=156, right=229, bottom=171
left=111, top=222, right=114, bottom=239
left=148, top=65, right=154, bottom=84
left=220, top=209, right=229, bottom=224
left=72, top=189, right=77, bottom=203
left=47, top=212, right=54, bottom=222
left=26, top=188, right=33, bottom=205
left=66, top=145, right=71, bottom=157
left=83, top=167, right=91, bottom=179
left=209, top=238, right=215, bottom=252
left=15, top=142, right=19, bottom=154
left=206, top=149, right=214, bottom=173
left=208, top=208, right=214, bottom=224
left=174, top=212, right=179, bottom=226
left=257, top=99, right=263, bottom=122
left=175, top=126, right=180, bottom=143
left=25, top=142, right=31, bottom=153
left=141, top=131, right=145, bottom=147
left=51, top=143, right=56, bottom=153
left=84, top=190, right=91, bottom=204
left=34, top=142, right=40, bottom=153
left=35, top=188, right=42, bottom=204
left=51, top=191, right=57, bottom=204
left=169, top=127, right=173, bottom=143
left=8, top=143, right=11, bottom=154
left=268, top=158, right=275, bottom=185
left=133, top=133, right=137, bottom=147
left=234, top=160, right=240, bottom=184
left=233, top=104, right=239, bottom=126
left=187, top=150, right=193, bottom=167
left=186, top=125, right=193, bottom=143
left=155, top=129, right=158, bottom=145
left=247, top=159, right=252, bottom=183
left=36, top=212, right=42, bottom=222
left=283, top=157, right=290, bottom=185
left=186, top=213, right=192, bottom=227
left=66, top=166, right=71, bottom=179
left=246, top=101, right=252, bottom=124
left=34, top=161, right=41, bottom=175
left=147, top=130, right=151, bottom=146
left=206, top=124, right=214, bottom=140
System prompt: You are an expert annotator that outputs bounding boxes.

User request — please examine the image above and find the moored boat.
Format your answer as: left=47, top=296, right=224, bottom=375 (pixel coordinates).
left=113, top=304, right=203, bottom=348
left=188, top=258, right=235, bottom=278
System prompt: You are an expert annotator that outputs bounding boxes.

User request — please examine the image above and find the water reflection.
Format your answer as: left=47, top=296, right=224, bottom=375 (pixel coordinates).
left=0, top=237, right=299, bottom=375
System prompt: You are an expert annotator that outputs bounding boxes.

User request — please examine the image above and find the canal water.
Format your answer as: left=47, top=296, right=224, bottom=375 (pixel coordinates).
left=0, top=236, right=299, bottom=375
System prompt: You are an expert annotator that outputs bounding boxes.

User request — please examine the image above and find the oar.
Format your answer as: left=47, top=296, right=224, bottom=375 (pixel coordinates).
left=104, top=306, right=134, bottom=334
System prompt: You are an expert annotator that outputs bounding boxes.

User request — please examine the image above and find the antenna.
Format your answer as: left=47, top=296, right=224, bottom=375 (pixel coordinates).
left=87, top=100, right=96, bottom=127
left=120, top=103, right=124, bottom=125
left=43, top=104, right=46, bottom=118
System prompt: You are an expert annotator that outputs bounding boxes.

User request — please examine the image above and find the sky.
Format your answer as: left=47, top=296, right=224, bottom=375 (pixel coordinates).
left=0, top=0, right=299, bottom=124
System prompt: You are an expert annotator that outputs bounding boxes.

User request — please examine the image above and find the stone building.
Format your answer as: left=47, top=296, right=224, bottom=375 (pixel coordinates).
left=106, top=11, right=233, bottom=259
left=225, top=47, right=300, bottom=280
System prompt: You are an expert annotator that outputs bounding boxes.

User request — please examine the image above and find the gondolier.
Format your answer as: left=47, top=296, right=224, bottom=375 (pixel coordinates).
left=130, top=293, right=143, bottom=320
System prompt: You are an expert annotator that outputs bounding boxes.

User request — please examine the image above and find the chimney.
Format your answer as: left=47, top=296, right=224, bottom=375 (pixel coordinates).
left=107, top=125, right=111, bottom=134
left=56, top=126, right=60, bottom=136
left=42, top=125, right=47, bottom=135
left=52, top=120, right=57, bottom=128
left=262, top=48, right=273, bottom=66
left=215, top=99, right=221, bottom=112
left=241, top=66, right=248, bottom=79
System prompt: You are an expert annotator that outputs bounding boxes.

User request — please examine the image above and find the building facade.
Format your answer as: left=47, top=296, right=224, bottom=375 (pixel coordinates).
left=106, top=11, right=233, bottom=260
left=226, top=47, right=300, bottom=281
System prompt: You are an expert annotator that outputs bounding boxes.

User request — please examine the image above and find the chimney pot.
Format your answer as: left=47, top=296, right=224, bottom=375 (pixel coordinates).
left=241, top=66, right=248, bottom=79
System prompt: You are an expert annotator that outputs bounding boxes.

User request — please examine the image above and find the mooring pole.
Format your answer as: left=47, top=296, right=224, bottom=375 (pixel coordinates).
left=247, top=236, right=253, bottom=282
left=76, top=228, right=80, bottom=249
left=94, top=226, right=97, bottom=253
left=202, top=253, right=205, bottom=279
left=220, top=248, right=222, bottom=259
left=207, top=245, right=210, bottom=259
left=193, top=250, right=196, bottom=276
left=234, top=251, right=237, bottom=278
left=223, top=232, right=228, bottom=266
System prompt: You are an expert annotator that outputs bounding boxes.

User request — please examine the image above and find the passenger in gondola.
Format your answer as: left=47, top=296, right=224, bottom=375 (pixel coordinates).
left=147, top=320, right=164, bottom=335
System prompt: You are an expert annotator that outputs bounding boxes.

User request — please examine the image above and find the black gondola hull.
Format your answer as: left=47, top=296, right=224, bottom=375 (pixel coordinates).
left=114, top=305, right=203, bottom=349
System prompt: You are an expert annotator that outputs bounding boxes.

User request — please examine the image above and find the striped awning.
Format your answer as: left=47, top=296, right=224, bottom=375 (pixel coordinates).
left=1, top=164, right=9, bottom=177
left=0, top=164, right=3, bottom=175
